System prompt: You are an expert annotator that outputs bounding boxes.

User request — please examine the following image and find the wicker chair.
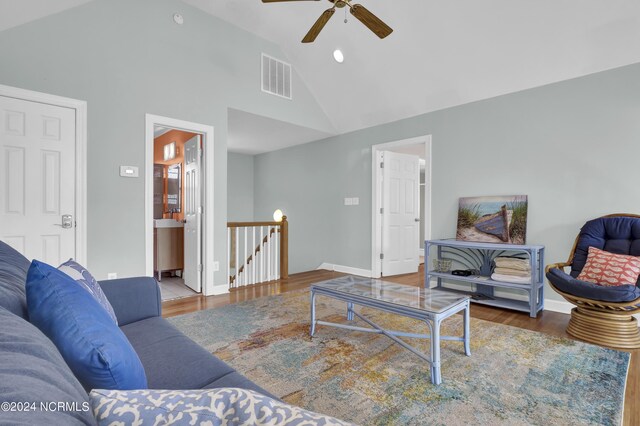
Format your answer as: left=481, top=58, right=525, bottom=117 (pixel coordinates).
left=546, top=214, right=640, bottom=349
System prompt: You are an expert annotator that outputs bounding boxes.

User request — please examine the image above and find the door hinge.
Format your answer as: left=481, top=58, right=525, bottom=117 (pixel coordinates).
left=380, top=207, right=384, bottom=214
left=380, top=253, right=384, bottom=260
left=198, top=264, right=203, bottom=272
left=380, top=162, right=384, bottom=168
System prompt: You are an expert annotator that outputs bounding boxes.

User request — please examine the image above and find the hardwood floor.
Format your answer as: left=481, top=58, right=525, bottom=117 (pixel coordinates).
left=162, top=266, right=638, bottom=425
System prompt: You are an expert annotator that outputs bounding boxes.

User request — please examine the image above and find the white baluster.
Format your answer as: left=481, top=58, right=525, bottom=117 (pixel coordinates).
left=260, top=226, right=265, bottom=283
left=235, top=227, right=239, bottom=288
left=244, top=227, right=248, bottom=287
left=252, top=227, right=256, bottom=285
left=274, top=225, right=279, bottom=280
left=267, top=227, right=271, bottom=281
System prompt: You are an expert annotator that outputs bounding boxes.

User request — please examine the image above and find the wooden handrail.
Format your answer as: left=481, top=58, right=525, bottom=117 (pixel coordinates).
left=228, top=220, right=282, bottom=228
left=227, top=216, right=288, bottom=283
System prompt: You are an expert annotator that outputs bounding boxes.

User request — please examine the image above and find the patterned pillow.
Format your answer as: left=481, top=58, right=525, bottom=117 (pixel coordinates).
left=90, top=388, right=354, bottom=426
left=59, top=259, right=118, bottom=324
left=576, top=247, right=640, bottom=287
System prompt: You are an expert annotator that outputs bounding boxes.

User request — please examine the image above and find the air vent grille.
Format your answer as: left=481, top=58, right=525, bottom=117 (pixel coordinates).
left=261, top=53, right=292, bottom=100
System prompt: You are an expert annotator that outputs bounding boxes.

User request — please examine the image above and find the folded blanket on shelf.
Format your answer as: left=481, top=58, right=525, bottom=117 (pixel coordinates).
left=494, top=267, right=531, bottom=277
left=494, top=257, right=531, bottom=271
left=491, top=273, right=532, bottom=284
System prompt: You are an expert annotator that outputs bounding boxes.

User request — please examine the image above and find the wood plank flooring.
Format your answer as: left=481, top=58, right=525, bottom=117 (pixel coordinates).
left=163, top=266, right=638, bottom=425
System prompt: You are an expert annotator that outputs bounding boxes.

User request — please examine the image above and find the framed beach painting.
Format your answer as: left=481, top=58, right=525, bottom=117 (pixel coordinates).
left=456, top=195, right=528, bottom=244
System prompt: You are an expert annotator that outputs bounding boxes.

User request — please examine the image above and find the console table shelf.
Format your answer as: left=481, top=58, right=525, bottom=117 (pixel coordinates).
left=425, top=239, right=545, bottom=318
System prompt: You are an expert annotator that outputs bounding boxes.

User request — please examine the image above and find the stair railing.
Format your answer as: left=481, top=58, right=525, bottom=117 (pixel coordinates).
left=227, top=216, right=288, bottom=288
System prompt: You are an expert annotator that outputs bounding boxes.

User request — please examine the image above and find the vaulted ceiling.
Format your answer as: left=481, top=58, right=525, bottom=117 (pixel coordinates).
left=3, top=0, right=640, bottom=149
left=184, top=0, right=640, bottom=135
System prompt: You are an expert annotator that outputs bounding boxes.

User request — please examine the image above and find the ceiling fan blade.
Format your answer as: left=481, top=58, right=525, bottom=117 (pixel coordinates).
left=262, top=0, right=320, bottom=2
left=349, top=4, right=393, bottom=39
left=302, top=8, right=335, bottom=43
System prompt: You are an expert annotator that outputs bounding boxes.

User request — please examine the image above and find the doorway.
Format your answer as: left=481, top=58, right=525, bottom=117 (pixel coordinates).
left=371, top=135, right=432, bottom=277
left=145, top=115, right=214, bottom=299
left=0, top=84, right=87, bottom=266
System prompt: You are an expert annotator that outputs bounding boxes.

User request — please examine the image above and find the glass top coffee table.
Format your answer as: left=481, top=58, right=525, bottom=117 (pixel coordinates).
left=310, top=275, right=471, bottom=385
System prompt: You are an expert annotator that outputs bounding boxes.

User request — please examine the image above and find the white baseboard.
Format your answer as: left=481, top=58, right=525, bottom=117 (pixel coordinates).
left=317, top=263, right=373, bottom=278
left=208, top=283, right=230, bottom=296
left=543, top=299, right=573, bottom=314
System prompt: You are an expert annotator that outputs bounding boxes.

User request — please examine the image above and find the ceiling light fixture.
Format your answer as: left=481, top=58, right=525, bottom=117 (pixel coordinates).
left=333, top=49, right=344, bottom=63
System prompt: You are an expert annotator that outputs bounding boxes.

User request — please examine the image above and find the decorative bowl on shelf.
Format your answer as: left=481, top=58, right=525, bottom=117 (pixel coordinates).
left=432, top=259, right=452, bottom=273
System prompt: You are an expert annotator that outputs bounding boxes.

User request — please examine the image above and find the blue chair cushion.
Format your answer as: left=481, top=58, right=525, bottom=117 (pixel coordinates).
left=59, top=259, right=118, bottom=324
left=0, top=241, right=30, bottom=319
left=26, top=260, right=148, bottom=391
left=571, top=217, right=640, bottom=285
left=547, top=268, right=640, bottom=303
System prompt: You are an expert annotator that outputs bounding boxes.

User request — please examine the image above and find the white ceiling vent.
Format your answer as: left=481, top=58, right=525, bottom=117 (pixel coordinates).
left=261, top=53, right=292, bottom=100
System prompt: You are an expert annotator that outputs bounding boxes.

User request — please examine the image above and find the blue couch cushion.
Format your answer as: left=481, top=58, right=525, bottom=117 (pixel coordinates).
left=571, top=217, right=640, bottom=285
left=0, top=241, right=30, bottom=319
left=120, top=316, right=235, bottom=389
left=0, top=306, right=96, bottom=425
left=26, top=260, right=147, bottom=391
left=547, top=268, right=640, bottom=303
left=59, top=259, right=118, bottom=324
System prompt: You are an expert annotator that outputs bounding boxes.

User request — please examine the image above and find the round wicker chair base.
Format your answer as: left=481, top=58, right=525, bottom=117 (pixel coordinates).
left=567, top=307, right=640, bottom=349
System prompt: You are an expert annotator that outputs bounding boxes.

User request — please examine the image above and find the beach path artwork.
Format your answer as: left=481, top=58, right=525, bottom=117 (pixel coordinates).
left=456, top=195, right=528, bottom=244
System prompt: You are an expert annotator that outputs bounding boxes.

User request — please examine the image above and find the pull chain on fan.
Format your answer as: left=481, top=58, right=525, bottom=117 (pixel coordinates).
left=262, top=0, right=393, bottom=43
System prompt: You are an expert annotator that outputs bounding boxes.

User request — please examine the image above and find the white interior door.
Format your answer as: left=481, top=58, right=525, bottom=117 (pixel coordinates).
left=183, top=135, right=201, bottom=292
left=0, top=95, right=76, bottom=265
left=381, top=151, right=420, bottom=276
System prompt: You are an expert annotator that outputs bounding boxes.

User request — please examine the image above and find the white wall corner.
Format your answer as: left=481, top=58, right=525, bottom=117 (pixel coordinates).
left=316, top=263, right=373, bottom=278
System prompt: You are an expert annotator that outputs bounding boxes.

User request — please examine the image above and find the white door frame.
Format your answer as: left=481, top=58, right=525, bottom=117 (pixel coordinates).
left=0, top=84, right=88, bottom=265
left=144, top=114, right=215, bottom=296
left=371, top=135, right=432, bottom=278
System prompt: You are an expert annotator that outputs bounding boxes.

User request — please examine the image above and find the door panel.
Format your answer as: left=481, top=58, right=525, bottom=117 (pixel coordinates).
left=0, top=96, right=76, bottom=263
left=381, top=151, right=420, bottom=276
left=183, top=135, right=201, bottom=293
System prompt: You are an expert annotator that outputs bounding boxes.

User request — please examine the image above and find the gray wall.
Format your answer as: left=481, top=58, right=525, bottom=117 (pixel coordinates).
left=254, top=62, right=640, bottom=303
left=227, top=152, right=254, bottom=222
left=0, top=0, right=333, bottom=284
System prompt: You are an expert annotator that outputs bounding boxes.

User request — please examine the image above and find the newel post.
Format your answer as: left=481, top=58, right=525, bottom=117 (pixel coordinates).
left=280, top=215, right=288, bottom=279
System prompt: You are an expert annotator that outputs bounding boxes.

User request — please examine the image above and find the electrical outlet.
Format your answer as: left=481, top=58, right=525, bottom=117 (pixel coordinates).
left=107, top=272, right=117, bottom=280
left=212, top=261, right=220, bottom=272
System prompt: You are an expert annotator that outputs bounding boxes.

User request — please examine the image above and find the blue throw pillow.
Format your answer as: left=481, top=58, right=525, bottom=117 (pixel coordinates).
left=90, top=388, right=354, bottom=425
left=59, top=259, right=118, bottom=324
left=26, top=260, right=147, bottom=391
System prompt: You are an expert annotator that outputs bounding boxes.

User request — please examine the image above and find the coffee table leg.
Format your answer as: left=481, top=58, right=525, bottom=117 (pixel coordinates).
left=464, top=301, right=471, bottom=356
left=347, top=302, right=354, bottom=321
left=310, top=291, right=317, bottom=337
left=431, top=318, right=442, bottom=385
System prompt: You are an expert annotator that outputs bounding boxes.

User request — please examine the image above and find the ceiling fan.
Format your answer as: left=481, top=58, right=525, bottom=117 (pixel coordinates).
left=262, top=0, right=393, bottom=43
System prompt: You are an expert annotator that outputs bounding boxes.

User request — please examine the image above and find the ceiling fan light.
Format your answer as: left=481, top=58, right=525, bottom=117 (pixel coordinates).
left=333, top=49, right=344, bottom=63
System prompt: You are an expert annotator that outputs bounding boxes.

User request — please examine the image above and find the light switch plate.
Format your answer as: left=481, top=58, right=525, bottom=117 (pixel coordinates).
left=120, top=166, right=139, bottom=178
left=344, top=197, right=352, bottom=206
left=213, top=261, right=220, bottom=272
left=352, top=197, right=359, bottom=205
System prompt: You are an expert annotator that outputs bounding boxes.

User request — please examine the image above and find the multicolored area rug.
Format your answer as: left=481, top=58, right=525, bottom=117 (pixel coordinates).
left=168, top=289, right=629, bottom=426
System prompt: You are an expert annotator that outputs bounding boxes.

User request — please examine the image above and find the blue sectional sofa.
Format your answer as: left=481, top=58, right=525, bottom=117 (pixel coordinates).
left=0, top=241, right=274, bottom=424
